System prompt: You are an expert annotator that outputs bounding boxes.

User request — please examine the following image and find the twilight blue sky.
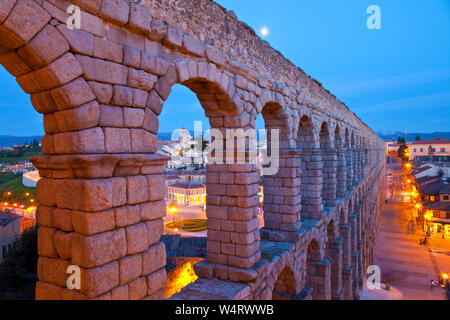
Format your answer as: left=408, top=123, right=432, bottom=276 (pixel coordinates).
left=0, top=0, right=449, bottom=136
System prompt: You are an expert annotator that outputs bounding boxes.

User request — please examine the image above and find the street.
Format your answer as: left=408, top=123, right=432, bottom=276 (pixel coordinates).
left=373, top=157, right=450, bottom=300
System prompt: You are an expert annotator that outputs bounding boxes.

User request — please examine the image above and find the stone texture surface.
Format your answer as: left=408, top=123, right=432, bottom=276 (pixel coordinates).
left=0, top=0, right=386, bottom=301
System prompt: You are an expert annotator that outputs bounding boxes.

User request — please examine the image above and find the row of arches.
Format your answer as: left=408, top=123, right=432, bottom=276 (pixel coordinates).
left=266, top=167, right=384, bottom=300
left=0, top=0, right=386, bottom=300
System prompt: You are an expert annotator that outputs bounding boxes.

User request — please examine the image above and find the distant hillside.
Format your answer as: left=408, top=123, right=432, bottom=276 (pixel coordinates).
left=378, top=132, right=450, bottom=142
left=0, top=135, right=42, bottom=148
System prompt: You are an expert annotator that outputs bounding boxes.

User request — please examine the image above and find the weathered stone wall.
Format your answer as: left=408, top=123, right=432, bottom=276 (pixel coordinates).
left=142, top=0, right=378, bottom=140
left=0, top=0, right=386, bottom=300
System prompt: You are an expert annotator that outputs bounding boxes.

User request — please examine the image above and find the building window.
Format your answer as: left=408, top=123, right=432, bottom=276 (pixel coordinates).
left=440, top=148, right=445, bottom=153
left=413, top=148, right=417, bottom=152
left=443, top=195, right=449, bottom=201
left=420, top=148, right=423, bottom=152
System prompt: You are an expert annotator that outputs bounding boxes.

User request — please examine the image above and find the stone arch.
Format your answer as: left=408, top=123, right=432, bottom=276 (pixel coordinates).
left=171, top=60, right=242, bottom=123
left=327, top=219, right=337, bottom=240
left=1, top=0, right=388, bottom=302
left=335, top=124, right=346, bottom=198
left=320, top=121, right=336, bottom=207
left=160, top=66, right=262, bottom=283
left=297, top=114, right=316, bottom=150
left=344, top=128, right=353, bottom=191
left=260, top=101, right=302, bottom=238
left=339, top=208, right=347, bottom=224
left=326, top=218, right=343, bottom=299
left=297, top=115, right=322, bottom=219
left=305, top=238, right=330, bottom=299
left=319, top=122, right=331, bottom=149
left=272, top=266, right=300, bottom=300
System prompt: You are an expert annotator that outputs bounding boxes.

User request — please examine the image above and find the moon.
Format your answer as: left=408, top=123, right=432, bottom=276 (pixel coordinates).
left=260, top=27, right=269, bottom=36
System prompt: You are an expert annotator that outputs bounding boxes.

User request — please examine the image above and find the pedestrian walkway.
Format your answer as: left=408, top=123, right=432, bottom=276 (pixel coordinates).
left=374, top=160, right=448, bottom=300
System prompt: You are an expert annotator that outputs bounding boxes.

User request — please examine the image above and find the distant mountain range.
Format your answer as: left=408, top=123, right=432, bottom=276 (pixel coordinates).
left=2, top=132, right=449, bottom=147
left=0, top=135, right=42, bottom=147
left=377, top=131, right=450, bottom=142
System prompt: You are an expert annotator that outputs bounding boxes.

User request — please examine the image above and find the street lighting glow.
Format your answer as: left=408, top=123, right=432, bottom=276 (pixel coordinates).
left=260, top=27, right=269, bottom=36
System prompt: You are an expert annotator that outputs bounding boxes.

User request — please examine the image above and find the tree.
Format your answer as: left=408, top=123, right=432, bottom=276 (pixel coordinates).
left=398, top=144, right=409, bottom=162
left=415, top=135, right=421, bottom=141
left=397, top=136, right=405, bottom=144
left=428, top=145, right=434, bottom=155
left=0, top=226, right=38, bottom=300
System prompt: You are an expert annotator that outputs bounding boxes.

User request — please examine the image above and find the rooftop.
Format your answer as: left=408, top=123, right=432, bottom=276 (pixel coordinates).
left=169, top=182, right=206, bottom=190
left=409, top=138, right=450, bottom=145
left=417, top=177, right=450, bottom=196
left=423, top=201, right=450, bottom=212
left=0, top=211, right=20, bottom=228
left=164, top=170, right=206, bottom=177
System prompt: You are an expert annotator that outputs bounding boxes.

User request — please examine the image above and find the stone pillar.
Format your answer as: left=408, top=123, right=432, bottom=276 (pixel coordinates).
left=326, top=237, right=343, bottom=299
left=33, top=154, right=169, bottom=300
left=358, top=201, right=367, bottom=282
left=336, top=148, right=347, bottom=198
left=342, top=267, right=354, bottom=300
left=306, top=258, right=331, bottom=300
left=345, top=147, right=353, bottom=191
left=358, top=147, right=364, bottom=180
left=352, top=147, right=358, bottom=186
left=364, top=148, right=369, bottom=172
left=261, top=150, right=302, bottom=242
left=321, top=148, right=337, bottom=207
left=198, top=162, right=261, bottom=283
left=339, top=223, right=352, bottom=300
left=349, top=212, right=360, bottom=299
left=300, top=149, right=323, bottom=219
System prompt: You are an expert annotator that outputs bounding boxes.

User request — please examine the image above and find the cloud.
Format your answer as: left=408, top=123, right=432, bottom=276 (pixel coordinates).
left=353, top=91, right=450, bottom=113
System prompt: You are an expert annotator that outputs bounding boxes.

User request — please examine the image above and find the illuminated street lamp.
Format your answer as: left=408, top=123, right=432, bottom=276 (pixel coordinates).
left=168, top=206, right=178, bottom=222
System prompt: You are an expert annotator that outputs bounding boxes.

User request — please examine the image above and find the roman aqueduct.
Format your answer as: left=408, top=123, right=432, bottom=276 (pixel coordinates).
left=0, top=0, right=386, bottom=300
